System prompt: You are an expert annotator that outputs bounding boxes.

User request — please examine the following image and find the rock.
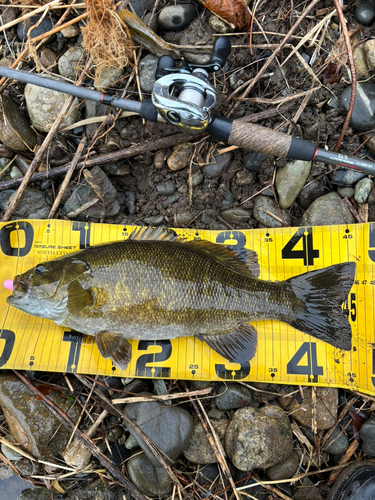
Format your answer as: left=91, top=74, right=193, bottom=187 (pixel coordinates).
left=156, top=180, right=175, bottom=195
left=191, top=380, right=211, bottom=390
left=63, top=166, right=120, bottom=220
left=220, top=207, right=252, bottom=225
left=364, top=39, right=375, bottom=71
left=18, top=488, right=51, bottom=500
left=253, top=196, right=291, bottom=228
left=175, top=210, right=194, bottom=226
left=0, top=190, right=15, bottom=211
left=158, top=4, right=197, bottom=31
left=266, top=451, right=299, bottom=480
left=297, top=180, right=328, bottom=209
left=225, top=405, right=293, bottom=470
left=183, top=419, right=229, bottom=464
left=329, top=168, right=366, bottom=186
left=221, top=192, right=234, bottom=208
left=192, top=171, right=204, bottom=187
left=25, top=84, right=80, bottom=132
left=10, top=166, right=23, bottom=179
left=301, top=192, right=355, bottom=226
left=243, top=152, right=267, bottom=172
left=353, top=44, right=369, bottom=77
left=196, top=464, right=220, bottom=484
left=61, top=24, right=80, bottom=38
left=337, top=186, right=355, bottom=198
left=143, top=215, right=164, bottom=225
left=292, top=477, right=323, bottom=500
left=202, top=151, right=232, bottom=178
left=94, top=66, right=124, bottom=90
left=1, top=437, right=23, bottom=461
left=215, top=383, right=253, bottom=411
left=236, top=170, right=255, bottom=186
left=339, top=83, right=375, bottom=132
left=322, top=426, right=349, bottom=455
left=278, top=387, right=338, bottom=430
left=85, top=100, right=109, bottom=138
left=354, top=177, right=373, bottom=203
left=275, top=160, right=311, bottom=208
left=209, top=14, right=233, bottom=33
left=154, top=150, right=166, bottom=170
left=229, top=73, right=244, bottom=91
left=124, top=399, right=193, bottom=466
left=167, top=143, right=194, bottom=171
left=127, top=452, right=173, bottom=497
left=355, top=1, right=375, bottom=25
left=166, top=192, right=181, bottom=204
left=64, top=478, right=121, bottom=500
left=61, top=437, right=92, bottom=468
left=360, top=416, right=375, bottom=456
left=125, top=434, right=139, bottom=450
left=4, top=188, right=51, bottom=220
left=0, top=373, right=80, bottom=459
left=139, top=54, right=159, bottom=93
left=17, top=14, right=54, bottom=42
left=58, top=46, right=84, bottom=80
left=38, top=48, right=57, bottom=69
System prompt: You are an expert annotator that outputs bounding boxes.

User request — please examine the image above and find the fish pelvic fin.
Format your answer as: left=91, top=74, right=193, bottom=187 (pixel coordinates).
left=96, top=331, right=132, bottom=370
left=197, top=323, right=257, bottom=363
left=286, top=262, right=356, bottom=350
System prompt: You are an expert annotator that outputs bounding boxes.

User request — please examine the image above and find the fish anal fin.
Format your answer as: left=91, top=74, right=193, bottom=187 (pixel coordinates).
left=67, top=280, right=95, bottom=315
left=198, top=323, right=257, bottom=364
left=128, top=226, right=186, bottom=243
left=96, top=331, right=132, bottom=371
left=186, top=240, right=260, bottom=278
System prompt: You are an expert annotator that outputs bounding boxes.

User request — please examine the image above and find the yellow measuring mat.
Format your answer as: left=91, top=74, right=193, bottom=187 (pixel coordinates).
left=0, top=219, right=374, bottom=395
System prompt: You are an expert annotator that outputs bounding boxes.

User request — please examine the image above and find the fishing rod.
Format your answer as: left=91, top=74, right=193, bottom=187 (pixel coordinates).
left=1, top=37, right=374, bottom=175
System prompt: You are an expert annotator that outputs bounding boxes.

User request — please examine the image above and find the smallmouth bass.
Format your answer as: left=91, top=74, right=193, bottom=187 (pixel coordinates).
left=7, top=227, right=356, bottom=370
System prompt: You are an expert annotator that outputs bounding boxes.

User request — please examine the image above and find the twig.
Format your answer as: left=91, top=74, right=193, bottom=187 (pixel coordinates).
left=343, top=197, right=364, bottom=223
left=112, top=387, right=212, bottom=404
left=327, top=439, right=360, bottom=486
left=183, top=384, right=241, bottom=500
left=66, top=198, right=100, bottom=218
left=227, top=0, right=321, bottom=116
left=12, top=371, right=149, bottom=500
left=48, top=136, right=87, bottom=218
left=0, top=132, right=199, bottom=191
left=0, top=0, right=61, bottom=33
left=332, top=0, right=357, bottom=151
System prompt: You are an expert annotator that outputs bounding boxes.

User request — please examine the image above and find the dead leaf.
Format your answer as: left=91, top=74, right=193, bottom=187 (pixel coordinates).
left=198, top=0, right=250, bottom=30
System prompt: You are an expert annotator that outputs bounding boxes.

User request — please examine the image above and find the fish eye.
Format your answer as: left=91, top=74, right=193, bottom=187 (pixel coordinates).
left=35, top=264, right=45, bottom=274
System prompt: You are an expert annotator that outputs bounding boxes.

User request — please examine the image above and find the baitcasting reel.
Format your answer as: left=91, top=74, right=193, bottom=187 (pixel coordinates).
left=151, top=37, right=231, bottom=131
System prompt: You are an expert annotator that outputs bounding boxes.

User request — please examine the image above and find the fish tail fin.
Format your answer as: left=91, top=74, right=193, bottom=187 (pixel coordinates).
left=286, top=262, right=356, bottom=350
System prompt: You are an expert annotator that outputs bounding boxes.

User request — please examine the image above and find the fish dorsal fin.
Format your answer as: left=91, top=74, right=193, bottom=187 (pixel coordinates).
left=96, top=331, right=132, bottom=370
left=128, top=227, right=260, bottom=277
left=185, top=240, right=260, bottom=278
left=67, top=280, right=95, bottom=315
left=197, top=323, right=257, bottom=364
left=128, top=226, right=186, bottom=243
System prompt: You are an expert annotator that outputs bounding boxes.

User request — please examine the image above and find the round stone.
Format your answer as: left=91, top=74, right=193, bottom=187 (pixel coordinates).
left=225, top=405, right=293, bottom=470
left=158, top=4, right=197, bottom=31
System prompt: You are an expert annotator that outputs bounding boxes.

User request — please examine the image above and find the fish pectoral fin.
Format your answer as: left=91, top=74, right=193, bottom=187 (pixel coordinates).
left=67, top=280, right=95, bottom=315
left=95, top=331, right=132, bottom=371
left=197, top=323, right=257, bottom=364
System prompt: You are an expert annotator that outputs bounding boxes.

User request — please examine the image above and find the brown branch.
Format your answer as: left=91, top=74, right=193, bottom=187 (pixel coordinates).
left=48, top=136, right=87, bottom=219
left=332, top=0, right=357, bottom=151
left=343, top=197, right=364, bottom=223
left=0, top=132, right=200, bottom=191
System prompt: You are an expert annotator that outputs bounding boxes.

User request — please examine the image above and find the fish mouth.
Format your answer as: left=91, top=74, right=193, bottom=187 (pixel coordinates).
left=10, top=276, right=30, bottom=300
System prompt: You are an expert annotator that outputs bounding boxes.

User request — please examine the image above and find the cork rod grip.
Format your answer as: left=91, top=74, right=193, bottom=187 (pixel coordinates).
left=228, top=121, right=292, bottom=157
